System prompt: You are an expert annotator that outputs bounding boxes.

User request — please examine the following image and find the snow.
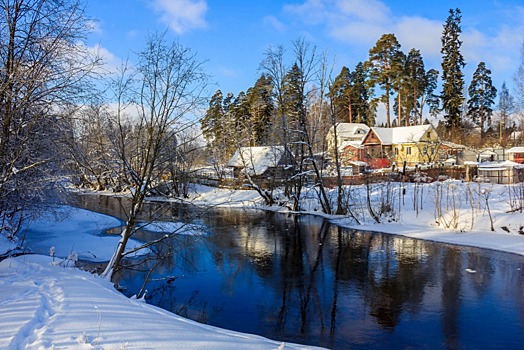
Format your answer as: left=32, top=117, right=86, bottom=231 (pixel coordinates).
left=227, top=146, right=285, bottom=176
left=507, top=146, right=524, bottom=153
left=20, top=205, right=146, bottom=262
left=2, top=179, right=524, bottom=349
left=0, top=255, right=322, bottom=350
left=371, top=124, right=435, bottom=145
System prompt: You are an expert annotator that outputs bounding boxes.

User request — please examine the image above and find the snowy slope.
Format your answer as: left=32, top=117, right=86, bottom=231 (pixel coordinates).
left=0, top=255, right=323, bottom=350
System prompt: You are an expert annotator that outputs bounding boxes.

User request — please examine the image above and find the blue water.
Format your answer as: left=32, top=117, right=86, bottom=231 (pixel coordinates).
left=77, top=195, right=524, bottom=349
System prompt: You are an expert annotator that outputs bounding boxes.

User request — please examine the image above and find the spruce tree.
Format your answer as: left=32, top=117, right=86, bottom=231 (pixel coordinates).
left=497, top=82, right=515, bottom=146
left=467, top=62, right=497, bottom=144
left=351, top=62, right=375, bottom=126
left=329, top=66, right=352, bottom=122
left=441, top=8, right=466, bottom=134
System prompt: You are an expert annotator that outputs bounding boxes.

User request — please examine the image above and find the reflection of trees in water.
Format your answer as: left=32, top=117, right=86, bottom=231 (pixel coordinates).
left=363, top=235, right=432, bottom=329
left=74, top=195, right=524, bottom=348
left=441, top=248, right=462, bottom=349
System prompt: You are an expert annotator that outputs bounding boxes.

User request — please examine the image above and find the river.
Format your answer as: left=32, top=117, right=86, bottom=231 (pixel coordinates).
left=73, top=194, right=524, bottom=349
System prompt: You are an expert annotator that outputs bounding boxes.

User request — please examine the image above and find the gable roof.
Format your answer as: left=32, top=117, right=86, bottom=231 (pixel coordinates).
left=227, top=146, right=285, bottom=176
left=365, top=125, right=437, bottom=145
left=333, top=123, right=370, bottom=138
left=507, top=147, right=524, bottom=154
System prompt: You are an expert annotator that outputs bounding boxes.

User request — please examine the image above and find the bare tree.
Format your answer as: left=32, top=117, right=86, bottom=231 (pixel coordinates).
left=102, top=32, right=208, bottom=279
left=0, top=0, right=102, bottom=237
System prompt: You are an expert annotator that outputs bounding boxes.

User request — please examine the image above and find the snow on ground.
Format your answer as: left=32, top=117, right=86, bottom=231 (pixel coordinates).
left=187, top=181, right=524, bottom=256
left=0, top=255, right=322, bottom=350
left=187, top=184, right=266, bottom=207
left=2, top=180, right=524, bottom=350
left=19, top=205, right=146, bottom=262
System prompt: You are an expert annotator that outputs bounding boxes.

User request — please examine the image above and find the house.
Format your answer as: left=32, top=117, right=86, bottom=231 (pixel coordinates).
left=361, top=124, right=440, bottom=169
left=227, top=146, right=288, bottom=179
left=340, top=141, right=365, bottom=164
left=507, top=147, right=524, bottom=164
left=439, top=141, right=477, bottom=165
left=477, top=160, right=524, bottom=184
left=326, top=123, right=370, bottom=155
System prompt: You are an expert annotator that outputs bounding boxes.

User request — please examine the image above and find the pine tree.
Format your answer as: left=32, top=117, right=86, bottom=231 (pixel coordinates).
left=467, top=61, right=497, bottom=144
left=201, top=90, right=224, bottom=143
left=441, top=8, right=466, bottom=134
left=367, top=33, right=404, bottom=128
left=246, top=74, right=274, bottom=146
left=403, top=49, right=439, bottom=125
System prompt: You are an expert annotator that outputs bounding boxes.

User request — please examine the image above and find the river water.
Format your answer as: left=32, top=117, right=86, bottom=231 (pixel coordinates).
left=74, top=194, right=524, bottom=349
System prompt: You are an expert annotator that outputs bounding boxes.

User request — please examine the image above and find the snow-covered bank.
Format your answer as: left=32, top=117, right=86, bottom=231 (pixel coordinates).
left=19, top=205, right=146, bottom=262
left=186, top=182, right=524, bottom=257
left=0, top=255, right=322, bottom=350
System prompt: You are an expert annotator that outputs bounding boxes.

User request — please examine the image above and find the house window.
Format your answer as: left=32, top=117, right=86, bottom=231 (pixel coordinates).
left=394, top=147, right=399, bottom=155
left=427, top=132, right=431, bottom=139
left=406, top=147, right=412, bottom=155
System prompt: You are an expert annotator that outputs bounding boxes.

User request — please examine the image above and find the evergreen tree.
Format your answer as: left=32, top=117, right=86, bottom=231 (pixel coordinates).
left=351, top=62, right=375, bottom=126
left=246, top=74, right=274, bottom=145
left=282, top=63, right=304, bottom=138
left=201, top=90, right=224, bottom=144
left=514, top=41, right=524, bottom=112
left=467, top=61, right=497, bottom=144
left=329, top=63, right=375, bottom=125
left=367, top=33, right=404, bottom=128
left=329, top=66, right=352, bottom=123
left=497, top=82, right=515, bottom=146
left=403, top=49, right=439, bottom=125
left=441, top=8, right=466, bottom=134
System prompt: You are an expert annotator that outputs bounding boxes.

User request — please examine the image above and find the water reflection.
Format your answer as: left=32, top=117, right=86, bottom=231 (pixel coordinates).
left=74, top=194, right=524, bottom=349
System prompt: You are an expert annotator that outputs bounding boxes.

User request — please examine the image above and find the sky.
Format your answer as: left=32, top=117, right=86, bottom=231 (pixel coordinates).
left=85, top=0, right=524, bottom=102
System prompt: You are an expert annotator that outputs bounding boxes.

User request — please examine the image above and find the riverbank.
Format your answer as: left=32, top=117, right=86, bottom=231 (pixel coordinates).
left=0, top=254, right=323, bottom=350
left=182, top=181, right=524, bottom=257
left=0, top=203, right=324, bottom=349
left=2, top=180, right=523, bottom=349
left=73, top=181, right=524, bottom=256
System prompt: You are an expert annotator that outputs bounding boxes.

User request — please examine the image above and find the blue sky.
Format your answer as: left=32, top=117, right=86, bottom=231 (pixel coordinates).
left=85, top=0, right=524, bottom=100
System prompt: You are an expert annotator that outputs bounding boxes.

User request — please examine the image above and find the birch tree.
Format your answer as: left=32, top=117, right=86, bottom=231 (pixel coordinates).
left=0, top=0, right=101, bottom=238
left=102, top=32, right=208, bottom=279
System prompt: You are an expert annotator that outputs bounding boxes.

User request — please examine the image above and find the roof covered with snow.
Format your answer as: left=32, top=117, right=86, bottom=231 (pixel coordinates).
left=332, top=123, right=370, bottom=138
left=368, top=125, right=437, bottom=145
left=227, top=146, right=285, bottom=176
left=507, top=147, right=524, bottom=153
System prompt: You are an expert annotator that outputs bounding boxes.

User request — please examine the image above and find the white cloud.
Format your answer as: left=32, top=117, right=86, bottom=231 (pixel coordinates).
left=89, top=44, right=122, bottom=74
left=152, top=0, right=208, bottom=34
left=87, top=20, right=102, bottom=35
left=263, top=15, right=286, bottom=32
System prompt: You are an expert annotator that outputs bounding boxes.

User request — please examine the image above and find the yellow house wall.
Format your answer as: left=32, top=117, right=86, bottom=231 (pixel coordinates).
left=392, top=129, right=440, bottom=165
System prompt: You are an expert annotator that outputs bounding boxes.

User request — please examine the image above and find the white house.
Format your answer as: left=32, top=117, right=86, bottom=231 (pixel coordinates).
left=227, top=146, right=287, bottom=178
left=326, top=123, right=370, bottom=154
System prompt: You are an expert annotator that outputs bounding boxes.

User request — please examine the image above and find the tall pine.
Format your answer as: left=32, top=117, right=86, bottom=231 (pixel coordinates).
left=367, top=33, right=403, bottom=127
left=441, top=8, right=466, bottom=136
left=467, top=62, right=497, bottom=144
